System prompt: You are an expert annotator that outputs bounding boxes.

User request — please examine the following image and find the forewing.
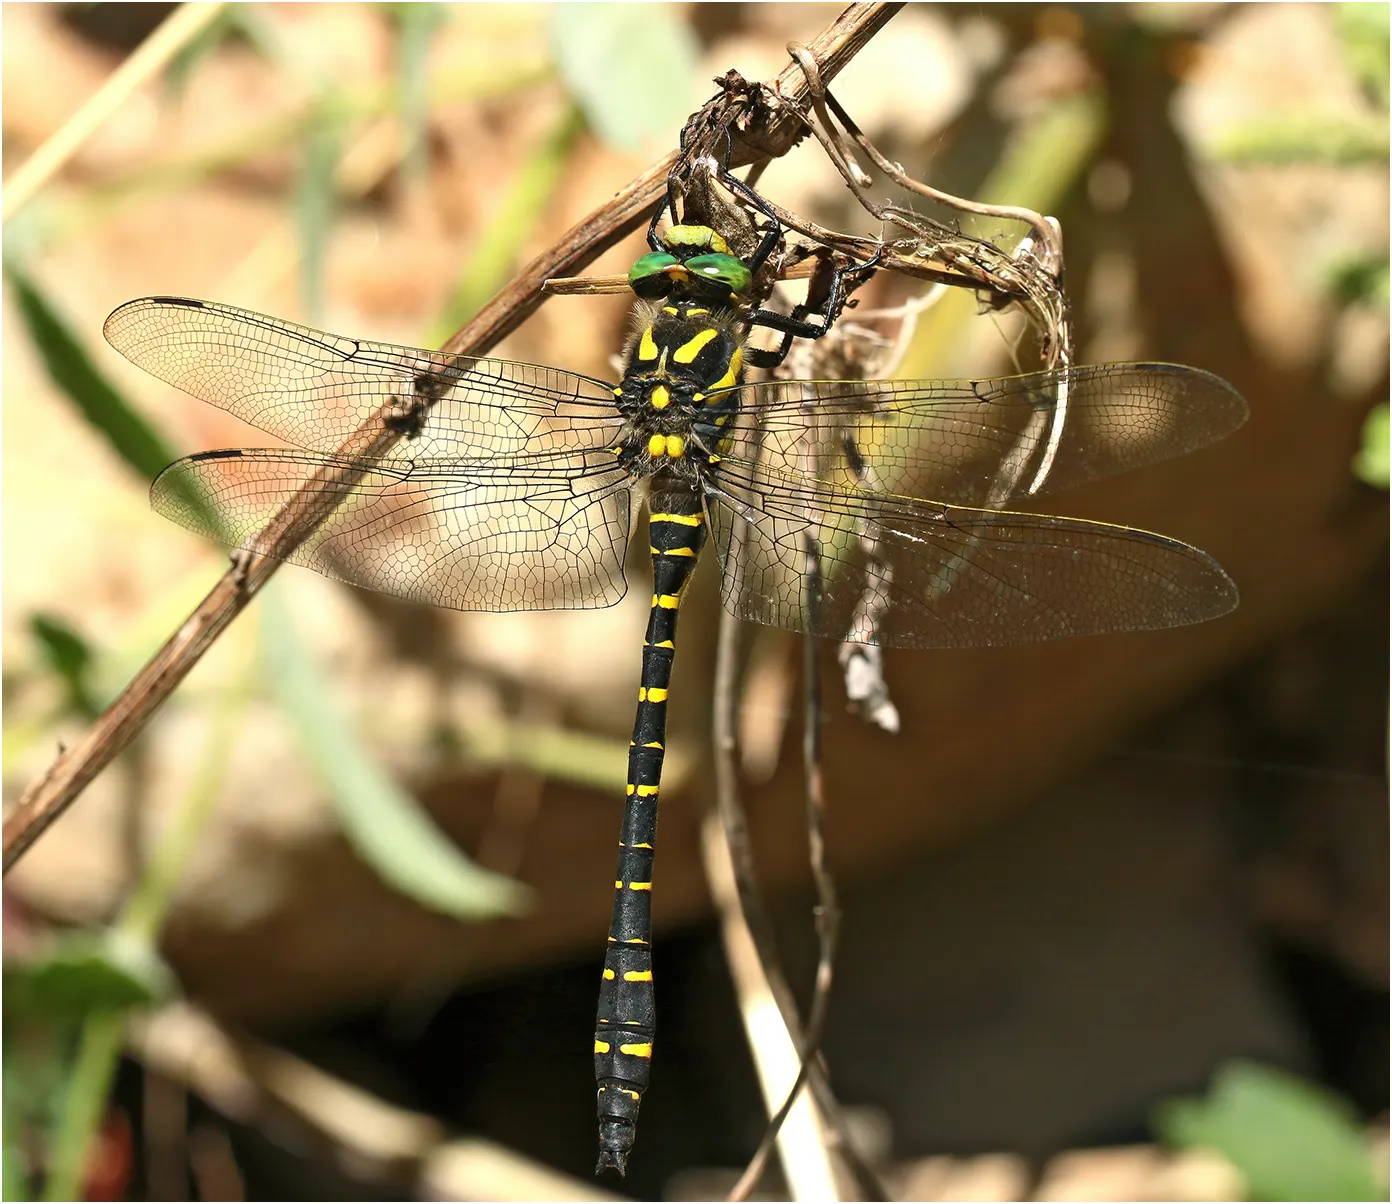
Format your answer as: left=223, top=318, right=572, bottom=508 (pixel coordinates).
left=706, top=464, right=1237, bottom=649
left=727, top=364, right=1247, bottom=508
left=105, top=297, right=622, bottom=459
left=154, top=448, right=632, bottom=611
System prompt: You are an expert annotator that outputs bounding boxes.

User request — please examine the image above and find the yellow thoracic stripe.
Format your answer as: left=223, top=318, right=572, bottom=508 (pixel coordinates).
left=710, top=344, right=744, bottom=392
left=673, top=328, right=718, bottom=363
left=650, top=383, right=670, bottom=409
left=638, top=327, right=658, bottom=360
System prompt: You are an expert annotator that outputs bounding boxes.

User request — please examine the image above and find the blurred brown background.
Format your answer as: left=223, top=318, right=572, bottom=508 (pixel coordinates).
left=3, top=3, right=1386, bottom=1200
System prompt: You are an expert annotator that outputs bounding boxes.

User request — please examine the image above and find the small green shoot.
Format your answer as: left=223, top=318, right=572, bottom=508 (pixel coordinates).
left=1155, top=1060, right=1384, bottom=1201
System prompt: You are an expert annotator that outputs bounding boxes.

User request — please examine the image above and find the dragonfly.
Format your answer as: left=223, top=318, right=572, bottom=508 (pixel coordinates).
left=104, top=222, right=1247, bottom=1176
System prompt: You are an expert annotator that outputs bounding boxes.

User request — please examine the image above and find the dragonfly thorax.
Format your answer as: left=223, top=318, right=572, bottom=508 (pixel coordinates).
left=613, top=301, right=744, bottom=480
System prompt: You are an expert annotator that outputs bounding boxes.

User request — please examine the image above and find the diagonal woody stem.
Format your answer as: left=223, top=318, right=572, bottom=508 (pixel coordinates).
left=4, top=0, right=902, bottom=872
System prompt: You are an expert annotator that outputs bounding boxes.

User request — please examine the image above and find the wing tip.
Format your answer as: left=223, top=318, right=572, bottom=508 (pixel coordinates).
left=1124, top=361, right=1251, bottom=434
left=103, top=295, right=208, bottom=353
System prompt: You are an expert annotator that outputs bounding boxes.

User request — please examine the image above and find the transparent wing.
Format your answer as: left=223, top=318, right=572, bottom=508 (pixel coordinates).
left=721, top=363, right=1247, bottom=508
left=105, top=297, right=623, bottom=459
left=155, top=448, right=632, bottom=611
left=705, top=462, right=1237, bottom=650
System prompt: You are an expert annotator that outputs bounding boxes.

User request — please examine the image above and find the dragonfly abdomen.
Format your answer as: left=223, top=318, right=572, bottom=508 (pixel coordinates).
left=594, top=489, right=707, bottom=1176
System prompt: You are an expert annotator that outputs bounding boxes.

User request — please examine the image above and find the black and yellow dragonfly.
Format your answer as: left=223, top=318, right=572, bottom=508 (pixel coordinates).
left=104, top=222, right=1246, bottom=1175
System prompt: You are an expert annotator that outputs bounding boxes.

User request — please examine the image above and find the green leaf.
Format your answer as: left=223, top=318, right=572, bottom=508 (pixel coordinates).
left=1155, top=1060, right=1382, bottom=1200
left=1353, top=404, right=1389, bottom=489
left=454, top=717, right=629, bottom=795
left=295, top=98, right=346, bottom=324
left=29, top=614, right=99, bottom=722
left=388, top=3, right=448, bottom=185
left=164, top=6, right=237, bottom=98
left=1326, top=256, right=1390, bottom=309
left=4, top=263, right=178, bottom=482
left=260, top=587, right=525, bottom=920
left=1210, top=114, right=1389, bottom=166
left=549, top=4, right=700, bottom=152
left=1333, top=2, right=1389, bottom=107
left=4, top=1139, right=31, bottom=1203
left=10, top=933, right=175, bottom=1021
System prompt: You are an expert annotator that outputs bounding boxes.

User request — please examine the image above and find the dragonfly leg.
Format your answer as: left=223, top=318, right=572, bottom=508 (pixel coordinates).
left=744, top=241, right=885, bottom=369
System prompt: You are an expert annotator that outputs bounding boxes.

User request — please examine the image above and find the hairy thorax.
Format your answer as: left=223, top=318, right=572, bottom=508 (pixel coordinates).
left=613, top=300, right=744, bottom=485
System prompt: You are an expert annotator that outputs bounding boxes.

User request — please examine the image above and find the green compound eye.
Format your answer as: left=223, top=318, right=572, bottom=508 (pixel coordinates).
left=629, top=252, right=680, bottom=298
left=684, top=253, right=752, bottom=296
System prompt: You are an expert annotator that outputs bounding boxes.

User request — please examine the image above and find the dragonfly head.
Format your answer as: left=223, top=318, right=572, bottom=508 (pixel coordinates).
left=629, top=225, right=752, bottom=305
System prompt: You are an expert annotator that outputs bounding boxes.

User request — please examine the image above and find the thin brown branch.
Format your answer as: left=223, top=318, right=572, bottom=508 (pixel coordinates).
left=3, top=0, right=904, bottom=872
left=792, top=67, right=1071, bottom=368
left=707, top=263, right=884, bottom=1204
left=813, top=67, right=1062, bottom=270
left=727, top=535, right=846, bottom=1203
left=722, top=532, right=884, bottom=1204
left=710, top=602, right=888, bottom=1203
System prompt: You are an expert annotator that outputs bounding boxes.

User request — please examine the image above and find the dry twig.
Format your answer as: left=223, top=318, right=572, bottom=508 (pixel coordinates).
left=696, top=34, right=1084, bottom=1198
left=705, top=293, right=890, bottom=1203
left=3, top=1, right=904, bottom=872
left=2, top=3, right=229, bottom=223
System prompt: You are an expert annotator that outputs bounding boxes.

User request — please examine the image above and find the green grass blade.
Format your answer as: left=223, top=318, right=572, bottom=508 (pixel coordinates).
left=28, top=614, right=100, bottom=722
left=260, top=587, right=526, bottom=920
left=39, top=1011, right=125, bottom=1203
left=1353, top=404, right=1389, bottom=488
left=389, top=3, right=448, bottom=186
left=294, top=98, right=345, bottom=324
left=1210, top=114, right=1389, bottom=166
left=5, top=263, right=177, bottom=482
left=429, top=102, right=584, bottom=343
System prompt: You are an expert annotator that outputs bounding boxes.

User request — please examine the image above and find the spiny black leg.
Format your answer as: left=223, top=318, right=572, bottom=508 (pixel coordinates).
left=744, top=343, right=789, bottom=370
left=745, top=244, right=886, bottom=369
left=646, top=200, right=667, bottom=253
left=746, top=220, right=782, bottom=276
